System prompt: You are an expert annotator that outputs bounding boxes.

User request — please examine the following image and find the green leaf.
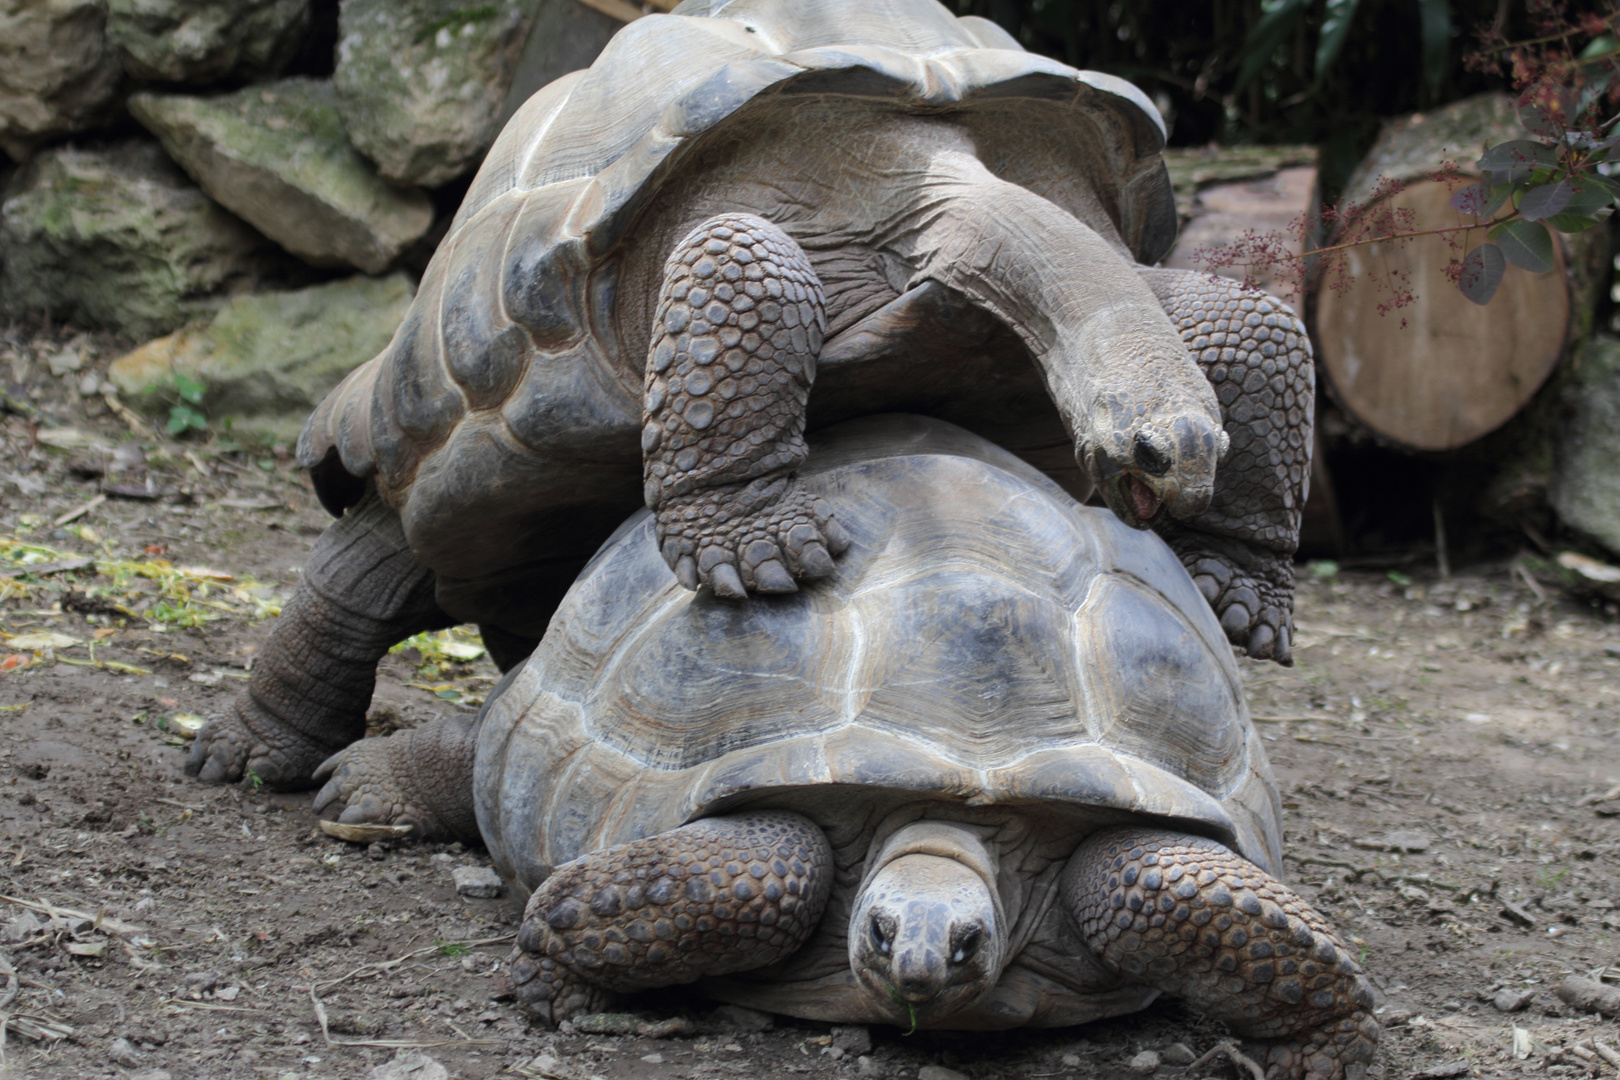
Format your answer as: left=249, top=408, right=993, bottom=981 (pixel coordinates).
left=1456, top=242, right=1505, bottom=305
left=1489, top=219, right=1556, bottom=273
left=1234, top=0, right=1311, bottom=94
left=1478, top=140, right=1558, bottom=183
left=1580, top=35, right=1616, bottom=60
left=1567, top=175, right=1619, bottom=213
left=1519, top=180, right=1573, bottom=221
left=1315, top=0, right=1361, bottom=79
left=1419, top=0, right=1450, bottom=93
left=1545, top=213, right=1601, bottom=233
left=172, top=372, right=206, bottom=405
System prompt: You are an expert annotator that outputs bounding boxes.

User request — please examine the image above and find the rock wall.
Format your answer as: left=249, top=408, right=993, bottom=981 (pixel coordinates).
left=0, top=0, right=621, bottom=436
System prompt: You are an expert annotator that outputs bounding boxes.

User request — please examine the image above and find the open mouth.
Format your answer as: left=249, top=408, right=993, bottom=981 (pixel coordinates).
left=1126, top=474, right=1162, bottom=522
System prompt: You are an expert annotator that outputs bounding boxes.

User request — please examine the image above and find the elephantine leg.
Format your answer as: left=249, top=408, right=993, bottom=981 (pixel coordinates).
left=509, top=811, right=833, bottom=1024
left=311, top=714, right=480, bottom=841
left=186, top=490, right=452, bottom=788
left=642, top=214, right=850, bottom=599
left=1065, top=828, right=1379, bottom=1080
left=1139, top=268, right=1314, bottom=663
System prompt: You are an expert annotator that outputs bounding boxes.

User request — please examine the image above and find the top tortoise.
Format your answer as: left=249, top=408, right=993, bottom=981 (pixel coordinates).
left=188, top=0, right=1315, bottom=790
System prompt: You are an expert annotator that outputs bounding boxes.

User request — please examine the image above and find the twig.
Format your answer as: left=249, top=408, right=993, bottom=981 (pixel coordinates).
left=0, top=894, right=145, bottom=938
left=1183, top=1040, right=1266, bottom=1080
left=1433, top=500, right=1451, bottom=581
left=0, top=955, right=17, bottom=1011
left=1252, top=714, right=1339, bottom=723
left=314, top=934, right=514, bottom=991
left=1594, top=1039, right=1620, bottom=1069
left=307, top=985, right=497, bottom=1049
left=1515, top=561, right=1548, bottom=605
left=51, top=495, right=105, bottom=527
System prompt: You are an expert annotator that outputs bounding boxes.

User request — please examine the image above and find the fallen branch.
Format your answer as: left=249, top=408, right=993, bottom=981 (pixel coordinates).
left=0, top=894, right=144, bottom=938
left=1182, top=1039, right=1265, bottom=1080
left=314, top=934, right=514, bottom=992
left=307, top=985, right=497, bottom=1049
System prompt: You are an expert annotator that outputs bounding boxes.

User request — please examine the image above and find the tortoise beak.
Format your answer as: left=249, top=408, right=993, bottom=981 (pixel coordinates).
left=1091, top=416, right=1226, bottom=528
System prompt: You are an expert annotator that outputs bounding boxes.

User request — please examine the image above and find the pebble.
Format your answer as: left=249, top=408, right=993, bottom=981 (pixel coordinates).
left=451, top=865, right=504, bottom=898
left=1493, top=987, right=1535, bottom=1012
left=712, top=1004, right=773, bottom=1032
left=128, top=1071, right=171, bottom=1080
left=640, top=1052, right=664, bottom=1064
left=1499, top=900, right=1536, bottom=928
left=918, top=1067, right=969, bottom=1080
left=368, top=1051, right=450, bottom=1080
left=1129, top=1049, right=1161, bottom=1074
left=182, top=970, right=221, bottom=991
left=857, top=1056, right=882, bottom=1077
left=1161, top=1042, right=1197, bottom=1065
left=831, top=1024, right=872, bottom=1055
left=2, top=912, right=43, bottom=942
left=108, top=1038, right=143, bottom=1067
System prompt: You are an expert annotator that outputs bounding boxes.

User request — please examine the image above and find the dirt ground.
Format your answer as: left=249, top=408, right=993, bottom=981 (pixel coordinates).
left=1, top=327, right=1618, bottom=1080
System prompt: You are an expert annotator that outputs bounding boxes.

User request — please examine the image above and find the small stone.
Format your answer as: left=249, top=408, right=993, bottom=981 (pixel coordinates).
left=1161, top=1042, right=1197, bottom=1066
left=918, top=1068, right=969, bottom=1080
left=77, top=371, right=101, bottom=396
left=214, top=985, right=240, bottom=1002
left=640, top=1053, right=663, bottom=1064
left=1493, top=987, right=1534, bottom=1012
left=108, top=1038, right=143, bottom=1068
left=1060, top=1054, right=1082, bottom=1067
left=831, top=1024, right=872, bottom=1055
left=2, top=912, right=43, bottom=943
left=857, top=1056, right=882, bottom=1078
left=128, top=1070, right=172, bottom=1080
left=369, top=1051, right=450, bottom=1080
left=1128, top=1049, right=1161, bottom=1074
left=182, top=970, right=221, bottom=991
left=711, top=1004, right=772, bottom=1032
left=451, top=865, right=503, bottom=899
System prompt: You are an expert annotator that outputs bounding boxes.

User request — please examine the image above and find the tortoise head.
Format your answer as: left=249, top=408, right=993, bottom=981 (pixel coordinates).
left=847, top=822, right=1004, bottom=1026
left=1085, top=401, right=1230, bottom=529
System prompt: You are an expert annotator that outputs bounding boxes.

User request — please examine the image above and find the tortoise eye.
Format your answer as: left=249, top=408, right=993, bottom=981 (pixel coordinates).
left=870, top=915, right=892, bottom=954
left=950, top=925, right=981, bottom=964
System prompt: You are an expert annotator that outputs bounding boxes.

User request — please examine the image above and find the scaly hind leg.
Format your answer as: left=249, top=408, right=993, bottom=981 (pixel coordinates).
left=311, top=713, right=481, bottom=841
left=186, top=489, right=453, bottom=788
left=1064, top=827, right=1379, bottom=1080
left=642, top=214, right=850, bottom=599
left=1139, top=268, right=1313, bottom=664
left=510, top=811, right=833, bottom=1024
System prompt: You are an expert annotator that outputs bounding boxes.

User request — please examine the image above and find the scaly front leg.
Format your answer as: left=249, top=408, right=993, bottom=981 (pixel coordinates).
left=642, top=214, right=850, bottom=598
left=1140, top=269, right=1314, bottom=663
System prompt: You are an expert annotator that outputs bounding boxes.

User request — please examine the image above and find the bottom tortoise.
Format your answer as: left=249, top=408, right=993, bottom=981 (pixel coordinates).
left=313, top=416, right=1376, bottom=1079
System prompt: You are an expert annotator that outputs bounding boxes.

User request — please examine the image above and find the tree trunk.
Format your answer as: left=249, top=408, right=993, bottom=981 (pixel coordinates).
left=1314, top=93, right=1609, bottom=453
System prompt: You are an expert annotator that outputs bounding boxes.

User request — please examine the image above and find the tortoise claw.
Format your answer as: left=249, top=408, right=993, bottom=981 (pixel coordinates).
left=709, top=561, right=747, bottom=599
left=675, top=555, right=700, bottom=591
left=753, top=559, right=797, bottom=593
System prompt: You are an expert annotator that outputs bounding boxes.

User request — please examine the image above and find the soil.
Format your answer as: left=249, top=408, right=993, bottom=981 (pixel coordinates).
left=1, top=327, right=1618, bottom=1080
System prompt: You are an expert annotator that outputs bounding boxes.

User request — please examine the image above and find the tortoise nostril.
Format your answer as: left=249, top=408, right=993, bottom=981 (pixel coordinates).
left=1133, top=431, right=1172, bottom=477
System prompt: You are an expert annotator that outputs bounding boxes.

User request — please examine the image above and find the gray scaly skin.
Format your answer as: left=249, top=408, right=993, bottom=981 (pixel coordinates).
left=1068, top=828, right=1379, bottom=1080
left=185, top=490, right=454, bottom=789
left=505, top=816, right=1375, bottom=1080
left=1141, top=269, right=1315, bottom=664
left=643, top=214, right=850, bottom=597
left=509, top=811, right=833, bottom=1023
left=311, top=713, right=480, bottom=838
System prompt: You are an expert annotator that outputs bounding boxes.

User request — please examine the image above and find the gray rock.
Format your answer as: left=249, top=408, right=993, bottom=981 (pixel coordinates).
left=1160, top=1042, right=1197, bottom=1066
left=918, top=1067, right=969, bottom=1080
left=368, top=1051, right=449, bottom=1080
left=2, top=911, right=42, bottom=942
left=0, top=141, right=275, bottom=339
left=831, top=1024, right=872, bottom=1055
left=1553, top=336, right=1620, bottom=557
left=106, top=0, right=310, bottom=84
left=711, top=1003, right=773, bottom=1032
left=130, top=78, right=434, bottom=274
left=334, top=0, right=543, bottom=187
left=108, top=1037, right=143, bottom=1067
left=1492, top=987, right=1534, bottom=1012
left=128, top=1070, right=173, bottom=1080
left=0, top=0, right=124, bottom=159
left=1128, top=1049, right=1161, bottom=1074
left=495, top=0, right=618, bottom=131
left=107, top=273, right=413, bottom=443
left=856, top=1057, right=882, bottom=1078
left=451, top=864, right=504, bottom=898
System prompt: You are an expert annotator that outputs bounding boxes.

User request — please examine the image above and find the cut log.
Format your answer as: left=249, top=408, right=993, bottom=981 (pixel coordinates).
left=1161, top=145, right=1318, bottom=312
left=1314, top=93, right=1608, bottom=452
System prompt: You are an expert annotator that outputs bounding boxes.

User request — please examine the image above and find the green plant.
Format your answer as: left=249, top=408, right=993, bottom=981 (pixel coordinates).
left=247, top=770, right=264, bottom=792
left=435, top=938, right=470, bottom=956
left=165, top=373, right=208, bottom=436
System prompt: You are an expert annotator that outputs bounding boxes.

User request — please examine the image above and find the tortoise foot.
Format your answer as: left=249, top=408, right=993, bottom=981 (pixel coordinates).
left=1164, top=530, right=1295, bottom=663
left=656, top=477, right=849, bottom=597
left=512, top=811, right=832, bottom=1020
left=311, top=715, right=480, bottom=841
left=1065, top=827, right=1378, bottom=1080
left=185, top=702, right=335, bottom=790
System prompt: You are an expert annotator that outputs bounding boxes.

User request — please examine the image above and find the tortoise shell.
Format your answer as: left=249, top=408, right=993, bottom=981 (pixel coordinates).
left=474, top=416, right=1282, bottom=909
left=296, top=0, right=1176, bottom=636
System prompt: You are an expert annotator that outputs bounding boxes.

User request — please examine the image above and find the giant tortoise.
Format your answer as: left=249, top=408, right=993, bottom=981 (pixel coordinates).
left=312, top=417, right=1373, bottom=1079
left=188, top=0, right=1313, bottom=791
